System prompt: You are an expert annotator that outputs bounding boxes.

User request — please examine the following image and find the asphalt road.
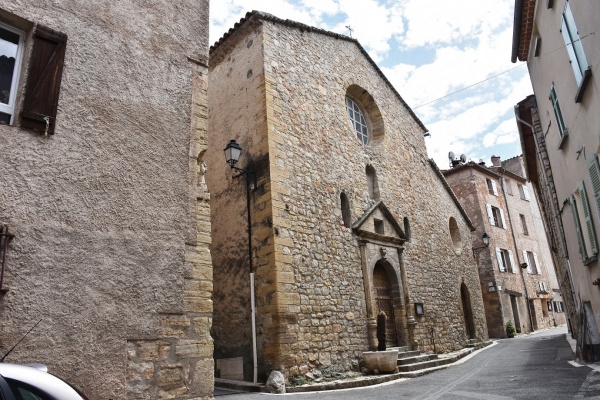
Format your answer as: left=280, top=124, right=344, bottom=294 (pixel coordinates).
left=215, top=326, right=600, bottom=399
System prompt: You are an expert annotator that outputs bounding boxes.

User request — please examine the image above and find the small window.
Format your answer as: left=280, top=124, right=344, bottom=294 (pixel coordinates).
left=366, top=165, right=380, bottom=201
left=346, top=97, right=370, bottom=145
left=486, top=204, right=506, bottom=228
left=524, top=251, right=541, bottom=274
left=518, top=184, right=531, bottom=201
left=520, top=214, right=529, bottom=235
left=495, top=247, right=515, bottom=273
left=0, top=22, right=25, bottom=124
left=549, top=85, right=568, bottom=142
left=340, top=192, right=351, bottom=228
left=486, top=178, right=498, bottom=196
left=374, top=218, right=384, bottom=234
left=547, top=301, right=553, bottom=311
left=403, top=217, right=411, bottom=242
left=505, top=179, right=513, bottom=195
left=449, top=217, right=462, bottom=254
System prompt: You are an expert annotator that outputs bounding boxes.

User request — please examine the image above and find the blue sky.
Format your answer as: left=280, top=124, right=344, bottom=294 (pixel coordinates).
left=210, top=0, right=533, bottom=169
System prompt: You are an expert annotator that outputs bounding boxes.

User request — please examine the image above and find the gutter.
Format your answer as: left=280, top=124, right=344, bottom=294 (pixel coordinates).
left=511, top=0, right=524, bottom=63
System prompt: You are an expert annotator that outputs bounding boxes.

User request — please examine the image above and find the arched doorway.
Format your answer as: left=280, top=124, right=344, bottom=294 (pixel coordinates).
left=373, top=263, right=398, bottom=346
left=460, top=282, right=475, bottom=339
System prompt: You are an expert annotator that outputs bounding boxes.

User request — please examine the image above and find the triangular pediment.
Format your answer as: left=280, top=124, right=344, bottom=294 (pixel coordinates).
left=352, top=200, right=406, bottom=245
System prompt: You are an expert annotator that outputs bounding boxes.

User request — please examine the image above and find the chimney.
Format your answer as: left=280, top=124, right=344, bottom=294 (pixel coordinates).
left=491, top=155, right=501, bottom=167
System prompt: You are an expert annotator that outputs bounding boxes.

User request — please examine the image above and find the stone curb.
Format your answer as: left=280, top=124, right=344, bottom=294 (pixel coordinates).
left=215, top=341, right=494, bottom=394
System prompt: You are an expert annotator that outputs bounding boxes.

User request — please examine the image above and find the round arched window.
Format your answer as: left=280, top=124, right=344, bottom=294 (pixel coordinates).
left=345, top=97, right=370, bottom=145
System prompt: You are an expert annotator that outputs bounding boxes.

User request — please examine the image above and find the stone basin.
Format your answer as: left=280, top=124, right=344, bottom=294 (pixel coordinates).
left=362, top=350, right=399, bottom=374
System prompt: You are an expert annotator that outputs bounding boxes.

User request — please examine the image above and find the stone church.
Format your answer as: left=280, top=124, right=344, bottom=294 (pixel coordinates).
left=206, top=11, right=488, bottom=381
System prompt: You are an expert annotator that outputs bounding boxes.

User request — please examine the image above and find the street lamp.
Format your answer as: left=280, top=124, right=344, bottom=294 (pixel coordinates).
left=223, top=139, right=258, bottom=383
left=472, top=232, right=490, bottom=257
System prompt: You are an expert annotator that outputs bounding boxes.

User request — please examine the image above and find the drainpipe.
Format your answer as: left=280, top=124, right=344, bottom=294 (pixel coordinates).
left=514, top=110, right=577, bottom=310
left=499, top=173, right=536, bottom=332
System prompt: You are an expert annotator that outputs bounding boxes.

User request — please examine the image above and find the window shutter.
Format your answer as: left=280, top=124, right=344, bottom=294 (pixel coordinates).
left=523, top=186, right=531, bottom=201
left=570, top=195, right=587, bottom=259
left=561, top=15, right=583, bottom=83
left=508, top=250, right=516, bottom=273
left=499, top=208, right=506, bottom=229
left=496, top=247, right=505, bottom=272
left=523, top=250, right=532, bottom=273
left=533, top=252, right=541, bottom=274
left=587, top=155, right=600, bottom=220
left=578, top=182, right=598, bottom=255
left=20, top=24, right=67, bottom=135
left=492, top=180, right=498, bottom=196
left=486, top=204, right=494, bottom=225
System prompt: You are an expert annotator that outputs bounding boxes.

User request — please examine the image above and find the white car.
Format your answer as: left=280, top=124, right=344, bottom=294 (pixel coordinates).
left=0, top=364, right=88, bottom=400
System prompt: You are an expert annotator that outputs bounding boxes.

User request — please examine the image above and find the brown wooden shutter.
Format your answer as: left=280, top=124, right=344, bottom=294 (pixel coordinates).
left=20, top=24, right=67, bottom=135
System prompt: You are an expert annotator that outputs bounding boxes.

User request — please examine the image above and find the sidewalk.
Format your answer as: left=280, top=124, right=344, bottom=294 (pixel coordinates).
left=215, top=342, right=496, bottom=394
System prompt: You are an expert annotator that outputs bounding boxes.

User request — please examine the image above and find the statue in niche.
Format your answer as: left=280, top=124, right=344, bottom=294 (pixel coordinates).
left=198, top=160, right=208, bottom=192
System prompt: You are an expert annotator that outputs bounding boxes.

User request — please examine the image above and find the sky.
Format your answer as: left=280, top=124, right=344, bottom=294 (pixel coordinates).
left=210, top=0, right=534, bottom=170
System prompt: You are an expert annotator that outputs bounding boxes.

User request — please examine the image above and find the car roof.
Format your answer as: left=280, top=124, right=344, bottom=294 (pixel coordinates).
left=0, top=364, right=82, bottom=399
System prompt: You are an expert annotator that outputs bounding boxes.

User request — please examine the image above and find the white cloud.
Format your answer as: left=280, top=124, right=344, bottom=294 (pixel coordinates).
left=210, top=0, right=535, bottom=170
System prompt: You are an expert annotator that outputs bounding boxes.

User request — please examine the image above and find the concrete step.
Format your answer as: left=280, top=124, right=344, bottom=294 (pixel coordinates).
left=396, top=350, right=422, bottom=359
left=397, top=356, right=454, bottom=373
left=388, top=346, right=411, bottom=353
left=397, top=354, right=437, bottom=366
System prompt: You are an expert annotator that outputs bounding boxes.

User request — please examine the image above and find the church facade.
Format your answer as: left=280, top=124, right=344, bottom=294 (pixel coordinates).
left=207, top=11, right=488, bottom=381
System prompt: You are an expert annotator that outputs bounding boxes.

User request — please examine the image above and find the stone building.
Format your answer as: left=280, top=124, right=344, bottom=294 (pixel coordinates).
left=444, top=156, right=566, bottom=338
left=0, top=1, right=213, bottom=398
left=512, top=0, right=600, bottom=361
left=206, top=11, right=488, bottom=382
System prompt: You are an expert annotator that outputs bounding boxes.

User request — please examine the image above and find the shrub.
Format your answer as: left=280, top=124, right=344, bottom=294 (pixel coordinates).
left=506, top=321, right=516, bottom=338
left=377, top=311, right=386, bottom=351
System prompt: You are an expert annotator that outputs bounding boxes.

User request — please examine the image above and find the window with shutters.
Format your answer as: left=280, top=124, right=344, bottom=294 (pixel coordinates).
left=486, top=178, right=498, bottom=196
left=495, top=247, right=515, bottom=273
left=0, top=17, right=67, bottom=134
left=486, top=204, right=506, bottom=229
left=561, top=1, right=591, bottom=102
left=518, top=184, right=531, bottom=201
left=569, top=182, right=598, bottom=264
left=549, top=85, right=568, bottom=146
left=524, top=251, right=541, bottom=274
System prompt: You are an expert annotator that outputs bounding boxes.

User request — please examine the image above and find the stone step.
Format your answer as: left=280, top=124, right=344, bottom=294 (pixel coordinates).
left=396, top=350, right=422, bottom=360
left=387, top=346, right=411, bottom=353
left=397, top=354, right=437, bottom=366
left=397, top=356, right=454, bottom=373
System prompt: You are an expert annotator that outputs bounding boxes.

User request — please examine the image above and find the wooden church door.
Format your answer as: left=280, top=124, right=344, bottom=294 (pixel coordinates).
left=373, top=264, right=398, bottom=346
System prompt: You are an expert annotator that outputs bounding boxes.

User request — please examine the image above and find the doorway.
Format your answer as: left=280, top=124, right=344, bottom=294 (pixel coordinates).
left=373, top=263, right=398, bottom=346
left=510, top=295, right=521, bottom=333
left=460, top=283, right=475, bottom=339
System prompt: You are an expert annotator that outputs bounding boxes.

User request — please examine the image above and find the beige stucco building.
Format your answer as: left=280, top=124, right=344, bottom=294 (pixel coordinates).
left=0, top=1, right=214, bottom=398
left=444, top=156, right=566, bottom=338
left=207, top=11, right=488, bottom=382
left=513, top=0, right=600, bottom=361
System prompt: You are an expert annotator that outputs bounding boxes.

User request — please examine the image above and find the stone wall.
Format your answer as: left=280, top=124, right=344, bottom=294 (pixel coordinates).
left=0, top=1, right=212, bottom=398
left=209, top=13, right=488, bottom=381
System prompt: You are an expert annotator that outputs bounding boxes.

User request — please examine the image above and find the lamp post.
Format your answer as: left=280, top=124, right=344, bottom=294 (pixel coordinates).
left=472, top=232, right=490, bottom=258
left=223, top=139, right=258, bottom=383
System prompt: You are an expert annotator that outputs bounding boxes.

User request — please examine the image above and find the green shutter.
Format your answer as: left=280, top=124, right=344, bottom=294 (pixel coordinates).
left=578, top=182, right=598, bottom=256
left=588, top=155, right=600, bottom=220
left=570, top=194, right=587, bottom=259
